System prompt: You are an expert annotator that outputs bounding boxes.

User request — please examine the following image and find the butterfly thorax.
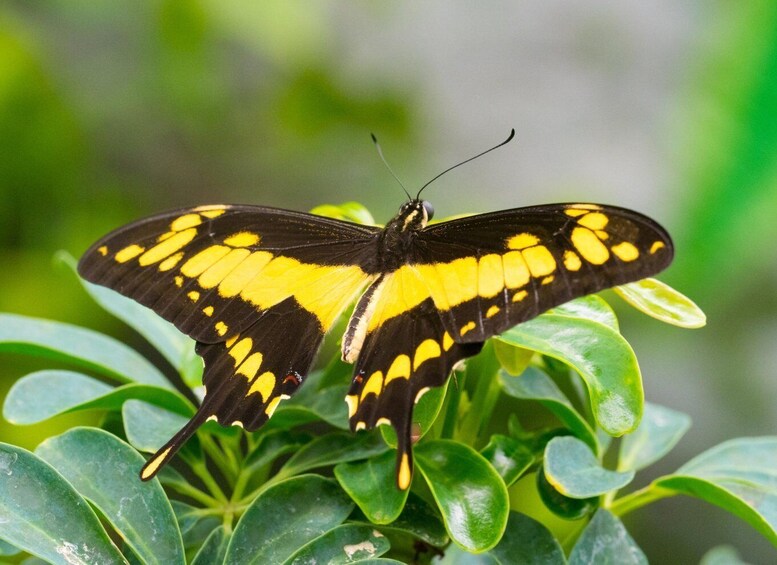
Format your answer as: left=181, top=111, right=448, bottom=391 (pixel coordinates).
left=374, top=200, right=430, bottom=271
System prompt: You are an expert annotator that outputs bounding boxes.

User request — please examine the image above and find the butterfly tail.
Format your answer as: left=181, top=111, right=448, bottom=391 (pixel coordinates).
left=395, top=416, right=414, bottom=490
left=139, top=405, right=213, bottom=481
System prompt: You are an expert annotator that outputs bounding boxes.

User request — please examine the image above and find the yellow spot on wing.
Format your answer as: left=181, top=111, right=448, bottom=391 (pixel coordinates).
left=139, top=228, right=198, bottom=267
left=571, top=227, right=610, bottom=265
left=414, top=339, right=441, bottom=370
left=265, top=395, right=283, bottom=417
left=542, top=275, right=555, bottom=285
left=565, top=208, right=588, bottom=217
left=478, top=254, right=504, bottom=298
left=115, top=244, right=145, bottom=263
left=225, top=334, right=238, bottom=348
left=181, top=245, right=231, bottom=278
left=385, top=355, right=411, bottom=385
left=486, top=305, right=500, bottom=318
left=507, top=233, right=539, bottom=249
left=360, top=371, right=384, bottom=400
left=202, top=306, right=214, bottom=316
left=611, top=241, right=640, bottom=262
left=564, top=250, right=582, bottom=271
left=199, top=248, right=251, bottom=289
left=345, top=395, right=359, bottom=418
left=249, top=371, right=276, bottom=401
left=141, top=447, right=171, bottom=480
left=415, top=387, right=431, bottom=404
left=218, top=251, right=273, bottom=298
left=366, top=267, right=430, bottom=332
left=513, top=290, right=528, bottom=302
left=442, top=332, right=454, bottom=351
left=97, top=246, right=108, bottom=256
left=187, top=291, right=200, bottom=301
left=171, top=214, right=202, bottom=231
left=595, top=230, right=609, bottom=240
left=503, top=251, right=531, bottom=289
left=522, top=245, right=556, bottom=277
left=376, top=417, right=391, bottom=427
left=355, top=421, right=367, bottom=431
left=194, top=204, right=227, bottom=217
left=398, top=453, right=412, bottom=490
left=159, top=251, right=184, bottom=272
left=224, top=232, right=260, bottom=247
left=460, top=321, right=476, bottom=336
left=215, top=321, right=228, bottom=336
left=174, top=276, right=183, bottom=287
left=237, top=352, right=263, bottom=380
left=650, top=241, right=665, bottom=254
left=229, top=337, right=253, bottom=366
left=578, top=212, right=609, bottom=231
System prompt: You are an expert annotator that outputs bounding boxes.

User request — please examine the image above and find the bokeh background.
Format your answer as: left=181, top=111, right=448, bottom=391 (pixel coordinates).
left=1, top=1, right=776, bottom=562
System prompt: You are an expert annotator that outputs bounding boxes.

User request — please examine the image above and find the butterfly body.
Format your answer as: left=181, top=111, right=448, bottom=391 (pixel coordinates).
left=78, top=199, right=672, bottom=488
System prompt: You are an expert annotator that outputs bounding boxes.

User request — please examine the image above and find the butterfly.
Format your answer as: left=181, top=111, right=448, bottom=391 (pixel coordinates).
left=77, top=135, right=673, bottom=490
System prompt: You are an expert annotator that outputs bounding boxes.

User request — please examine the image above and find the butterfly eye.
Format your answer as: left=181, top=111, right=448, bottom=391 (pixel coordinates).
left=422, top=200, right=434, bottom=221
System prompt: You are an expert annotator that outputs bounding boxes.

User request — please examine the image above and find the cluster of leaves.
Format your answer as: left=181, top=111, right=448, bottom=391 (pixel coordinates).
left=0, top=205, right=775, bottom=564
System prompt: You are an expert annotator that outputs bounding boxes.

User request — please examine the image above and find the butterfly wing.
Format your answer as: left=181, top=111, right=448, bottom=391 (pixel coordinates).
left=79, top=204, right=380, bottom=479
left=346, top=203, right=673, bottom=488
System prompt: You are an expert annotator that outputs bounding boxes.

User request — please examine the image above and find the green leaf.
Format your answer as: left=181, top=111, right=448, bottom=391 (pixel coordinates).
left=415, top=440, right=509, bottom=553
left=0, top=313, right=171, bottom=389
left=310, top=201, right=376, bottom=225
left=568, top=510, right=647, bottom=565
left=500, top=367, right=599, bottom=455
left=487, top=511, right=565, bottom=564
left=335, top=449, right=409, bottom=524
left=192, top=526, right=230, bottom=565
left=495, top=311, right=642, bottom=436
left=0, top=443, right=125, bottom=564
left=352, top=491, right=448, bottom=547
left=279, top=431, right=388, bottom=479
left=655, top=437, right=777, bottom=547
left=272, top=384, right=350, bottom=430
left=244, top=429, right=311, bottom=473
left=0, top=539, right=20, bottom=556
left=59, top=251, right=200, bottom=383
left=123, top=399, right=191, bottom=453
left=381, top=385, right=447, bottom=449
left=536, top=466, right=598, bottom=520
left=171, top=500, right=202, bottom=535
left=614, top=278, right=706, bottom=328
left=227, top=475, right=354, bottom=564
left=493, top=340, right=534, bottom=376
left=617, top=402, right=691, bottom=472
left=35, top=428, right=184, bottom=565
left=434, top=544, right=498, bottom=564
left=545, top=437, right=634, bottom=498
left=285, top=524, right=390, bottom=564
left=550, top=295, right=619, bottom=331
left=480, top=434, right=534, bottom=487
left=3, top=370, right=194, bottom=425
left=700, top=545, right=752, bottom=565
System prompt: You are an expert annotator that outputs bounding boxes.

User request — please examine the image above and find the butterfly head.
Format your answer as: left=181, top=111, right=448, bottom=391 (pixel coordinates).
left=396, top=199, right=434, bottom=231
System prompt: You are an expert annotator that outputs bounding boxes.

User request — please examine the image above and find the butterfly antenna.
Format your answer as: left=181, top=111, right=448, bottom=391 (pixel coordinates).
left=371, top=133, right=412, bottom=201
left=416, top=128, right=516, bottom=199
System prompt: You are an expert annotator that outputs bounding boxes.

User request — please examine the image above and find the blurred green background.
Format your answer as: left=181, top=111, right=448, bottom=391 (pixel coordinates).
left=1, top=1, right=776, bottom=562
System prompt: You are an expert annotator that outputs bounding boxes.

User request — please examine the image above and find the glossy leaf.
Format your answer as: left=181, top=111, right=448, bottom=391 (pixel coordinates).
left=488, top=511, right=565, bottom=565
left=0, top=539, right=20, bottom=556
left=434, top=544, right=498, bottom=564
left=545, top=437, right=634, bottom=498
left=480, top=434, right=534, bottom=487
left=310, top=201, right=376, bottom=226
left=192, top=526, right=230, bottom=565
left=699, top=545, right=751, bottom=565
left=655, top=437, right=777, bottom=546
left=569, top=510, right=647, bottom=565
left=272, top=384, right=350, bottom=430
left=171, top=501, right=201, bottom=535
left=500, top=367, right=599, bottom=454
left=59, top=252, right=200, bottom=383
left=123, top=399, right=191, bottom=453
left=536, top=466, right=598, bottom=520
left=335, top=449, right=409, bottom=524
left=227, top=475, right=354, bottom=564
left=0, top=313, right=170, bottom=388
left=496, top=312, right=642, bottom=436
left=357, top=491, right=448, bottom=547
left=415, top=440, right=509, bottom=553
left=493, top=340, right=534, bottom=376
left=618, top=402, right=691, bottom=472
left=3, top=370, right=193, bottom=425
left=550, top=295, right=619, bottom=331
left=0, top=443, right=124, bottom=564
left=279, top=431, right=388, bottom=479
left=36, top=428, right=185, bottom=565
left=285, top=524, right=390, bottom=564
left=381, top=385, right=447, bottom=448
left=615, top=278, right=706, bottom=328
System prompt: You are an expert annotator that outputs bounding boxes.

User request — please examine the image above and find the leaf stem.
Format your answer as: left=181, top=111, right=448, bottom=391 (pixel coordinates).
left=161, top=480, right=220, bottom=507
left=199, top=434, right=237, bottom=486
left=608, top=484, right=674, bottom=517
left=189, top=459, right=228, bottom=503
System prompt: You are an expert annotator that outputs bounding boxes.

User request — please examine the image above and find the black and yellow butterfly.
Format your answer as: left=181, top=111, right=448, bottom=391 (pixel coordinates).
left=78, top=157, right=672, bottom=490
